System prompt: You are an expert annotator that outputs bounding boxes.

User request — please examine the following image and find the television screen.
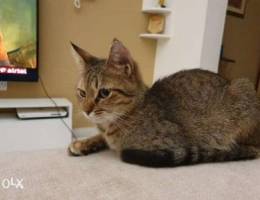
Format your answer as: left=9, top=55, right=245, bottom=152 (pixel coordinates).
left=0, top=0, right=38, bottom=82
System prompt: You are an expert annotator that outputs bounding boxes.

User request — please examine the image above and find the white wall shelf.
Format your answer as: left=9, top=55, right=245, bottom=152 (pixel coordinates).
left=142, top=8, right=172, bottom=14
left=141, top=0, right=173, bottom=40
left=140, top=33, right=171, bottom=39
left=141, top=0, right=228, bottom=81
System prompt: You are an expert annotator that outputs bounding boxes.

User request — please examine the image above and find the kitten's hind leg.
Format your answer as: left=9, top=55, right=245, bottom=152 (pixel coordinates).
left=68, top=134, right=108, bottom=156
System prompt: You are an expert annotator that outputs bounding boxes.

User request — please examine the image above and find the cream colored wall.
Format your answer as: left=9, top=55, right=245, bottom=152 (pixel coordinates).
left=222, top=0, right=260, bottom=85
left=0, top=0, right=156, bottom=128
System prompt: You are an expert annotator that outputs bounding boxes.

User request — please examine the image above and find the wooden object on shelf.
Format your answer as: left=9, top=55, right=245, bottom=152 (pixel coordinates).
left=159, top=0, right=166, bottom=8
left=141, top=0, right=172, bottom=40
left=147, top=14, right=165, bottom=34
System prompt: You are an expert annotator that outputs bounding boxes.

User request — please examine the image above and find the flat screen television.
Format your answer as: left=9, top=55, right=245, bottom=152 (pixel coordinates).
left=0, top=0, right=38, bottom=82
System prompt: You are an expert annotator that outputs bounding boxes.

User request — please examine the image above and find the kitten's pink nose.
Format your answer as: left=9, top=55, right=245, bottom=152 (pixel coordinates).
left=84, top=103, right=94, bottom=115
left=85, top=110, right=92, bottom=115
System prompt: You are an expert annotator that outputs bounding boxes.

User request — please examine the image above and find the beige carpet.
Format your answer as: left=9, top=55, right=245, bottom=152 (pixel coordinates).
left=0, top=149, right=260, bottom=200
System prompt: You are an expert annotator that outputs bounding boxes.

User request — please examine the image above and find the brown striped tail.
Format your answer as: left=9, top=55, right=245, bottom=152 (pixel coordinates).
left=121, top=145, right=259, bottom=168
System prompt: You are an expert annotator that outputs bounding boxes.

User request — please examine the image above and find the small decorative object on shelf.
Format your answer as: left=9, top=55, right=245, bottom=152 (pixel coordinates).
left=74, top=0, right=81, bottom=8
left=159, top=0, right=166, bottom=8
left=147, top=14, right=165, bottom=34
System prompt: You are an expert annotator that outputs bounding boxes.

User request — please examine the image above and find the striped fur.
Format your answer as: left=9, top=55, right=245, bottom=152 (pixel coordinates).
left=69, top=39, right=260, bottom=168
left=121, top=145, right=259, bottom=167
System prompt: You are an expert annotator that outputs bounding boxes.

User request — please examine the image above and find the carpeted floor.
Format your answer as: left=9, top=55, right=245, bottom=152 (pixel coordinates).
left=0, top=149, right=260, bottom=200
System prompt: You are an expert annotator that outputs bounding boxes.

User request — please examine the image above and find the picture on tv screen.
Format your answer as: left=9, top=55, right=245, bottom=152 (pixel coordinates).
left=0, top=0, right=38, bottom=82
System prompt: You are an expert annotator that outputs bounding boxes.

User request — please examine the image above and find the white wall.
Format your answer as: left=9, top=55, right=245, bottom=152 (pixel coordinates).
left=200, top=0, right=228, bottom=70
left=153, top=0, right=228, bottom=81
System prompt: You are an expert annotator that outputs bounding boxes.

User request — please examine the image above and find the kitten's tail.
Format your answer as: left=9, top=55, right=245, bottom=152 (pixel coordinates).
left=121, top=145, right=259, bottom=167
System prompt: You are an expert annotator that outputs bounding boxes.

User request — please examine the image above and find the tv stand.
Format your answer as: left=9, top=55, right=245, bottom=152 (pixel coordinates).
left=0, top=98, right=72, bottom=152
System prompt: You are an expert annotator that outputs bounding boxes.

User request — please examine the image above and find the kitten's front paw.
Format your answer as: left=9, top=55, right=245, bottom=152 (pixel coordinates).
left=68, top=141, right=84, bottom=156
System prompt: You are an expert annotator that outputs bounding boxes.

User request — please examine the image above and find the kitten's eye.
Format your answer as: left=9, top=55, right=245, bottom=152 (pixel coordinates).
left=98, top=88, right=111, bottom=99
left=77, top=89, right=86, bottom=98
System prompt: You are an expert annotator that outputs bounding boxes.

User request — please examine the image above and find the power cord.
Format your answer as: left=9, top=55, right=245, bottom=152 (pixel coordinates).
left=39, top=76, right=78, bottom=140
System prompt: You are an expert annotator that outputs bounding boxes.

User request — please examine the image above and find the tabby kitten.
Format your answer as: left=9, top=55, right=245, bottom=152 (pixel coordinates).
left=69, top=39, right=260, bottom=167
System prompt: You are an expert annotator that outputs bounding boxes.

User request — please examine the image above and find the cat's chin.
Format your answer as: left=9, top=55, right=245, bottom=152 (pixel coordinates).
left=92, top=118, right=112, bottom=125
left=83, top=112, right=116, bottom=125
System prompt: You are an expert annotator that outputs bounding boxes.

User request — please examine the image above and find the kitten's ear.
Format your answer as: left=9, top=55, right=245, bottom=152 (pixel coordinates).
left=71, top=42, right=98, bottom=73
left=107, top=39, right=135, bottom=76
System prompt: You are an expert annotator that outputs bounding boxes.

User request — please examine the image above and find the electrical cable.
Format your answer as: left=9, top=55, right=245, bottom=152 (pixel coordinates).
left=39, top=76, right=78, bottom=140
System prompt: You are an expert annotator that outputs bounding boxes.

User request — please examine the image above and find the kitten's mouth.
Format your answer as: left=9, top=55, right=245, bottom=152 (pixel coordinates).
left=83, top=111, right=117, bottom=124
